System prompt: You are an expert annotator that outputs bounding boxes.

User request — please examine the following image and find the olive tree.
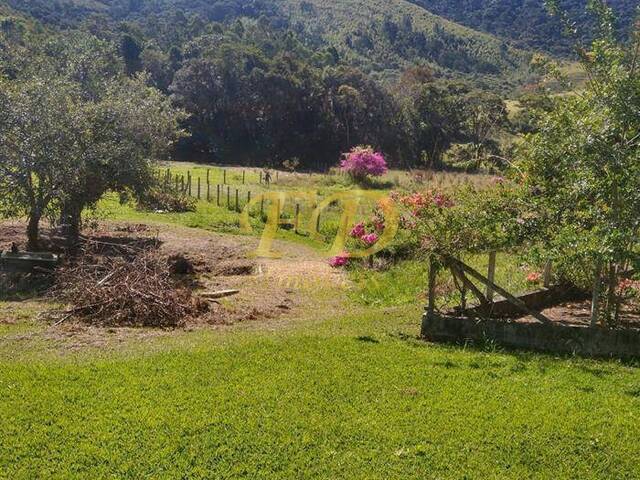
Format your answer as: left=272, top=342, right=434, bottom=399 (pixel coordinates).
left=57, top=75, right=186, bottom=244
left=0, top=78, right=86, bottom=249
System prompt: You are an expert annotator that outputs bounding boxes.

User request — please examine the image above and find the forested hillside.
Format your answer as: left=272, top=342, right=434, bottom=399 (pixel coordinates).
left=278, top=0, right=531, bottom=88
left=5, top=0, right=533, bottom=89
left=407, top=0, right=637, bottom=55
left=5, top=0, right=628, bottom=170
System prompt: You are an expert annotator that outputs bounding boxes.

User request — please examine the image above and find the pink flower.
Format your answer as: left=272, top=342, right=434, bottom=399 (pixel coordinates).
left=350, top=222, right=366, bottom=238
left=526, top=272, right=542, bottom=284
left=361, top=233, right=379, bottom=245
left=373, top=220, right=385, bottom=232
left=433, top=193, right=454, bottom=208
left=329, top=253, right=349, bottom=268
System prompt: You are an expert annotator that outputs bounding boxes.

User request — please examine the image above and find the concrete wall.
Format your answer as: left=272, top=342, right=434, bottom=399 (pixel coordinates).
left=422, top=314, right=640, bottom=359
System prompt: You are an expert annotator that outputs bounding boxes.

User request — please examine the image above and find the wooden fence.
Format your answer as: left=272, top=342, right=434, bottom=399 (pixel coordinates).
left=153, top=167, right=318, bottom=236
left=422, top=252, right=557, bottom=337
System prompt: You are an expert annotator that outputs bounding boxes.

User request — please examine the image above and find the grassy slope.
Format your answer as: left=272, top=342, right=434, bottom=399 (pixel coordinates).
left=278, top=0, right=532, bottom=87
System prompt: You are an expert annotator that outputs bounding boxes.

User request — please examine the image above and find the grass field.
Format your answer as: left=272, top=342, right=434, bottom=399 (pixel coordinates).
left=2, top=165, right=639, bottom=479
left=2, top=302, right=640, bottom=479
left=98, top=162, right=493, bottom=251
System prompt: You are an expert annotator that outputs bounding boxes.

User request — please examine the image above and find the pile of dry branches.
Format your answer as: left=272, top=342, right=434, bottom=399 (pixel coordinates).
left=50, top=246, right=204, bottom=327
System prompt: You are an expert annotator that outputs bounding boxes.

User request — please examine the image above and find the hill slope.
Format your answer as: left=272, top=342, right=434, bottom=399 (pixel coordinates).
left=406, top=0, right=638, bottom=55
left=4, top=0, right=533, bottom=89
left=277, top=0, right=531, bottom=88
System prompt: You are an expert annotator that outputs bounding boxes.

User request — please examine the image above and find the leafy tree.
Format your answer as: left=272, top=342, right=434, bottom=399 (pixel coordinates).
left=518, top=0, right=640, bottom=324
left=0, top=29, right=186, bottom=248
left=510, top=92, right=555, bottom=134
left=399, top=78, right=471, bottom=167
left=0, top=78, right=84, bottom=249
left=461, top=90, right=508, bottom=163
left=57, top=75, right=186, bottom=244
left=121, top=32, right=143, bottom=75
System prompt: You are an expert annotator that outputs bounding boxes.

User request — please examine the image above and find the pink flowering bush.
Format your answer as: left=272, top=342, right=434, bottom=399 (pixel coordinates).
left=350, top=222, right=366, bottom=239
left=332, top=210, right=387, bottom=268
left=340, top=145, right=388, bottom=182
left=392, top=182, right=530, bottom=258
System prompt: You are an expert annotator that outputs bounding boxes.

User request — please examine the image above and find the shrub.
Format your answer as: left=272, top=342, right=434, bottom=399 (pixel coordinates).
left=339, top=145, right=387, bottom=182
left=137, top=187, right=196, bottom=213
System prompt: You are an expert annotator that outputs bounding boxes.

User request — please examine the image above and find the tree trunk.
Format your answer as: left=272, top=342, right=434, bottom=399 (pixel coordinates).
left=605, top=262, right=619, bottom=325
left=26, top=208, right=41, bottom=252
left=59, top=202, right=82, bottom=249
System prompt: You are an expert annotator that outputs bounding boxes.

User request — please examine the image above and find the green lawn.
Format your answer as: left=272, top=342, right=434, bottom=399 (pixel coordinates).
left=1, top=303, right=640, bottom=479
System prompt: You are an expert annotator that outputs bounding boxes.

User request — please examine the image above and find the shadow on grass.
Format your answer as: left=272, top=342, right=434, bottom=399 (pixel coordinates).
left=389, top=330, right=640, bottom=368
left=356, top=335, right=380, bottom=344
left=625, top=387, right=640, bottom=398
left=0, top=273, right=52, bottom=302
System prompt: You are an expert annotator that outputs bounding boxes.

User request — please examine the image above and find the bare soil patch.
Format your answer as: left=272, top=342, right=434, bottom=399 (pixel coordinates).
left=519, top=300, right=640, bottom=329
left=0, top=220, right=339, bottom=337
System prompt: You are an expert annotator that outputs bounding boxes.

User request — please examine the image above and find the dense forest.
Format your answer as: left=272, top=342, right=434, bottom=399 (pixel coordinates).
left=5, top=0, right=534, bottom=88
left=2, top=0, right=530, bottom=169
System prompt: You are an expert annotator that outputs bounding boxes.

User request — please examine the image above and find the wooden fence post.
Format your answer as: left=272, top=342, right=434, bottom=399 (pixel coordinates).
left=486, top=251, right=496, bottom=302
left=216, top=185, right=221, bottom=206
left=450, top=256, right=553, bottom=324
left=294, top=203, right=300, bottom=234
left=223, top=169, right=226, bottom=185
left=242, top=170, right=245, bottom=184
left=207, top=183, right=210, bottom=202
left=543, top=260, right=552, bottom=288
left=591, top=259, right=603, bottom=327
left=235, top=189, right=239, bottom=212
left=197, top=177, right=201, bottom=199
left=421, top=256, right=438, bottom=337
left=206, top=169, right=210, bottom=186
left=247, top=190, right=251, bottom=205
left=227, top=186, right=230, bottom=209
left=260, top=196, right=264, bottom=216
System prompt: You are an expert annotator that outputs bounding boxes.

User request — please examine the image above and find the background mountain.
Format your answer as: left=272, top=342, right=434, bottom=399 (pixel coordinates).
left=406, top=0, right=637, bottom=55
left=3, top=0, right=632, bottom=168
